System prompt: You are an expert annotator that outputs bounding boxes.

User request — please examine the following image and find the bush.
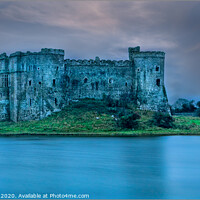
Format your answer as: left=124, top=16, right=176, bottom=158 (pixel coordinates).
left=196, top=108, right=200, bottom=117
left=182, top=102, right=196, bottom=112
left=117, top=112, right=141, bottom=129
left=197, top=101, right=200, bottom=108
left=151, top=112, right=174, bottom=128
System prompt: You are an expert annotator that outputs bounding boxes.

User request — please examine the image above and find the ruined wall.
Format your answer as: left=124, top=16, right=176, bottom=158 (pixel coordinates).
left=64, top=58, right=134, bottom=102
left=129, top=47, right=170, bottom=112
left=9, top=49, right=65, bottom=122
left=0, top=53, right=9, bottom=121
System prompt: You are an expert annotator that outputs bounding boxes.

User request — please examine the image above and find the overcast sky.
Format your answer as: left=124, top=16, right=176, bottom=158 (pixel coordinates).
left=0, top=0, right=199, bottom=104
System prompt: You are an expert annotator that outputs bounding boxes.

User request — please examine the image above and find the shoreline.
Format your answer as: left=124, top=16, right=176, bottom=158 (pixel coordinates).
left=0, top=131, right=200, bottom=137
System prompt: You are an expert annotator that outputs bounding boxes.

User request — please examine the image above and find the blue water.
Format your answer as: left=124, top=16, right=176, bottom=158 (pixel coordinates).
left=0, top=136, right=200, bottom=199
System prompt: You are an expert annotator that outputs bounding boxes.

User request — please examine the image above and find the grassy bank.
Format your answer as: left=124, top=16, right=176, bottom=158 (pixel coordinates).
left=0, top=99, right=200, bottom=136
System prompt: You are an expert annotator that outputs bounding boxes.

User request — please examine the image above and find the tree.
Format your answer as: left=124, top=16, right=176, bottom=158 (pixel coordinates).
left=151, top=112, right=174, bottom=128
left=117, top=112, right=141, bottom=129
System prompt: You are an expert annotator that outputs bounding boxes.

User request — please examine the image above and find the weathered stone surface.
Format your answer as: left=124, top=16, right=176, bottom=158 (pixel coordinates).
left=0, top=47, right=170, bottom=122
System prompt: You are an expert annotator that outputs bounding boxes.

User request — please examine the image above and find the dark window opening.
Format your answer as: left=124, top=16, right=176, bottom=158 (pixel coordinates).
left=156, top=66, right=159, bottom=71
left=95, top=82, right=99, bottom=90
left=64, top=64, right=67, bottom=71
left=91, top=83, right=94, bottom=90
left=30, top=99, right=32, bottom=106
left=38, top=68, right=40, bottom=70
left=125, top=82, right=128, bottom=87
left=109, top=78, right=113, bottom=84
left=29, top=80, right=31, bottom=86
left=55, top=98, right=58, bottom=106
left=39, top=82, right=41, bottom=85
left=156, top=79, right=161, bottom=86
left=53, top=79, right=56, bottom=87
left=2, top=74, right=9, bottom=88
left=137, top=68, right=140, bottom=72
left=56, top=66, right=59, bottom=71
left=84, top=78, right=88, bottom=83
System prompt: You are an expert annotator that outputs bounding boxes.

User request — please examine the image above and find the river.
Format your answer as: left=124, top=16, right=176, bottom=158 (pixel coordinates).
left=0, top=136, right=200, bottom=199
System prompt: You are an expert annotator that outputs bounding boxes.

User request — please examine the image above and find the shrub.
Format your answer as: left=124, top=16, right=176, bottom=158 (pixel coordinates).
left=196, top=108, right=200, bottom=117
left=151, top=112, right=174, bottom=128
left=117, top=112, right=141, bottom=129
left=197, top=101, right=200, bottom=108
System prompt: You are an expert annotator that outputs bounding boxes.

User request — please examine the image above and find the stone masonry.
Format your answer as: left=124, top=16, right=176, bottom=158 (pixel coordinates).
left=0, top=46, right=170, bottom=122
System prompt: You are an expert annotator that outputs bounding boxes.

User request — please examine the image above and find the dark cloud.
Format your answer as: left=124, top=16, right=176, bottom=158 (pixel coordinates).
left=0, top=0, right=200, bottom=103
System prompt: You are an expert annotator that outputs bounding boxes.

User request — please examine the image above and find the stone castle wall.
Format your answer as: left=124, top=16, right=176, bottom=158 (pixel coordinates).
left=64, top=58, right=134, bottom=101
left=0, top=46, right=170, bottom=122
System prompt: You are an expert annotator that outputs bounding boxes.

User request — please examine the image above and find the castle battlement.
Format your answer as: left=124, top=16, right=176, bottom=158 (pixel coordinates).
left=0, top=53, right=8, bottom=60
left=65, top=58, right=130, bottom=67
left=0, top=46, right=170, bottom=122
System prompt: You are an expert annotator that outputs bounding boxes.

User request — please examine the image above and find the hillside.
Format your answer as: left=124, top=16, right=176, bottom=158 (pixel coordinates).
left=0, top=99, right=200, bottom=136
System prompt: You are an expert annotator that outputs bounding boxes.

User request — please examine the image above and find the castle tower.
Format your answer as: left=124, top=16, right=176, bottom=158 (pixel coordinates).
left=129, top=47, right=170, bottom=113
left=9, top=49, right=65, bottom=122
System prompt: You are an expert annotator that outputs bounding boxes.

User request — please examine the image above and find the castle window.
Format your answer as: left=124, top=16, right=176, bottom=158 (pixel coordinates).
left=55, top=98, right=58, bottom=106
left=38, top=68, right=40, bottom=70
left=56, top=66, right=59, bottom=71
left=53, top=79, right=56, bottom=87
left=39, top=82, right=41, bottom=85
left=156, top=66, right=160, bottom=72
left=109, top=78, right=113, bottom=84
left=156, top=79, right=161, bottom=86
left=96, top=82, right=99, bottom=90
left=84, top=78, right=88, bottom=83
left=137, top=68, right=140, bottom=72
left=64, top=64, right=67, bottom=71
left=29, top=80, right=32, bottom=86
left=5, top=75, right=8, bottom=87
left=30, top=99, right=32, bottom=106
left=125, top=82, right=128, bottom=87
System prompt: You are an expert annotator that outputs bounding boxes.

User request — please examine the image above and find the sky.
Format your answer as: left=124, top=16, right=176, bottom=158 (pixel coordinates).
left=0, top=0, right=199, bottom=104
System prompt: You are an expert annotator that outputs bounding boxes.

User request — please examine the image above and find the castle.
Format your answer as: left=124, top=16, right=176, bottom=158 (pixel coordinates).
left=0, top=46, right=170, bottom=122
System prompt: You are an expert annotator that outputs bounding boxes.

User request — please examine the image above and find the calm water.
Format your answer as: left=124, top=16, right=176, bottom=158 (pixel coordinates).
left=0, top=136, right=200, bottom=199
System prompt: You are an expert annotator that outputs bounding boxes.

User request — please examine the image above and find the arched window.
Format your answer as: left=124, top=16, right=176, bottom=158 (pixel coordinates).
left=156, top=79, right=161, bottom=86
left=125, top=82, right=128, bottom=87
left=30, top=99, right=32, bottom=106
left=53, top=79, right=56, bottom=87
left=29, top=80, right=31, bottom=86
left=84, top=78, right=88, bottom=83
left=96, top=82, right=99, bottom=90
left=109, top=78, right=113, bottom=84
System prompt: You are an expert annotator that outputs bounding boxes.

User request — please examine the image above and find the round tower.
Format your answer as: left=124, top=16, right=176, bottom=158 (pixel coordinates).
left=129, top=47, right=170, bottom=113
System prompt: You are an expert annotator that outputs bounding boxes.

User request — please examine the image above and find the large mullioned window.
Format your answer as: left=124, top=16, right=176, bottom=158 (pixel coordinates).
left=0, top=74, right=8, bottom=88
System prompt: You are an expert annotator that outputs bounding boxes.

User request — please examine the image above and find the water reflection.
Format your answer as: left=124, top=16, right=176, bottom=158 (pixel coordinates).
left=0, top=136, right=200, bottom=199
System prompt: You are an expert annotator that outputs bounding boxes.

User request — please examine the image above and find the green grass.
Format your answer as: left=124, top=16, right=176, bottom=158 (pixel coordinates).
left=0, top=99, right=200, bottom=136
